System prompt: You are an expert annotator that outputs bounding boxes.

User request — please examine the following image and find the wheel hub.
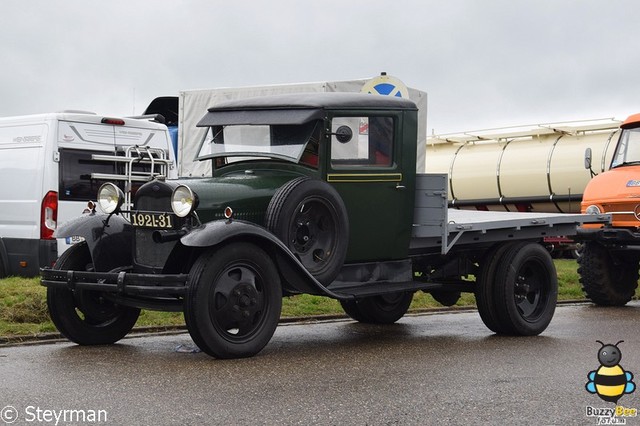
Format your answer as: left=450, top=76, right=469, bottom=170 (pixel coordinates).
left=230, top=283, right=260, bottom=323
left=294, top=220, right=314, bottom=250
left=513, top=267, right=543, bottom=319
left=288, top=199, right=337, bottom=271
left=514, top=276, right=531, bottom=302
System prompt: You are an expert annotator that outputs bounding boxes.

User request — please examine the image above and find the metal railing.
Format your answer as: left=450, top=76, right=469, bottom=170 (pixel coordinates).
left=91, top=145, right=173, bottom=211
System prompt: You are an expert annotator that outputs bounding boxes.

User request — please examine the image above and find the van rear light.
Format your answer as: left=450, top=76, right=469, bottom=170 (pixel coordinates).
left=101, top=118, right=125, bottom=125
left=41, top=191, right=58, bottom=240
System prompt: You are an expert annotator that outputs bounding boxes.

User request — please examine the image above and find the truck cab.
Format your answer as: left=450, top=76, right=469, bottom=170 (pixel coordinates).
left=578, top=114, right=640, bottom=306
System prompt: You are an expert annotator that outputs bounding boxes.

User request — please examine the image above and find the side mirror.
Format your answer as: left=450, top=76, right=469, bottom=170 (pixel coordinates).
left=333, top=125, right=353, bottom=143
left=584, top=148, right=592, bottom=170
left=584, top=147, right=598, bottom=177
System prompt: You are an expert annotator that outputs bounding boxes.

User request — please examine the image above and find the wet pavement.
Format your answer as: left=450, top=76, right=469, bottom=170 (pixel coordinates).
left=2, top=302, right=640, bottom=425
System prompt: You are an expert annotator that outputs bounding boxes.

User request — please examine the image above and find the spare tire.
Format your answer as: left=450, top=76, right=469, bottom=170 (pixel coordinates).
left=266, top=177, right=349, bottom=285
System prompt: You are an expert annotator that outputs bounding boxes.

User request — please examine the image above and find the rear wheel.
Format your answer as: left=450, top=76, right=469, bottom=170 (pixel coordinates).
left=492, top=242, right=557, bottom=336
left=578, top=242, right=639, bottom=306
left=46, top=242, right=140, bottom=345
left=340, top=292, right=413, bottom=324
left=184, top=242, right=282, bottom=359
left=475, top=242, right=525, bottom=334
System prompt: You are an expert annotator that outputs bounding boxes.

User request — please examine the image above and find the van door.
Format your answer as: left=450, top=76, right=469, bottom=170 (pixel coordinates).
left=0, top=123, right=50, bottom=275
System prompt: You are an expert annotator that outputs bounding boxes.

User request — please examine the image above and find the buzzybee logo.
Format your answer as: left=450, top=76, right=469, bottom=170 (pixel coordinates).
left=586, top=341, right=635, bottom=403
left=585, top=340, right=637, bottom=425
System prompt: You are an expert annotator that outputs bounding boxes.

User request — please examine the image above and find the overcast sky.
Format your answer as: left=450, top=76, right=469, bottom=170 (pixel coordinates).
left=2, top=0, right=638, bottom=134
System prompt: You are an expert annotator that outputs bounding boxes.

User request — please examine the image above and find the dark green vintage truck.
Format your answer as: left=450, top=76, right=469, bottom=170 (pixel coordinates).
left=41, top=93, right=609, bottom=358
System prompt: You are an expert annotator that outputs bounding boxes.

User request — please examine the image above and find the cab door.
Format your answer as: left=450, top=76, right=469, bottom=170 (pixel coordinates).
left=325, top=112, right=414, bottom=262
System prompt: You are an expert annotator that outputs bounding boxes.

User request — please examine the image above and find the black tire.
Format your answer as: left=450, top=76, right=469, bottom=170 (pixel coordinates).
left=184, top=242, right=282, bottom=359
left=475, top=242, right=527, bottom=334
left=430, top=290, right=461, bottom=307
left=492, top=242, right=557, bottom=336
left=340, top=292, right=413, bottom=324
left=0, top=256, right=5, bottom=278
left=578, top=242, right=639, bottom=306
left=46, top=242, right=140, bottom=345
left=339, top=300, right=369, bottom=323
left=266, top=177, right=349, bottom=285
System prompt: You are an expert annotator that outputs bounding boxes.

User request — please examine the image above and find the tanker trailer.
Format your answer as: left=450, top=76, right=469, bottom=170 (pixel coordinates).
left=426, top=119, right=620, bottom=256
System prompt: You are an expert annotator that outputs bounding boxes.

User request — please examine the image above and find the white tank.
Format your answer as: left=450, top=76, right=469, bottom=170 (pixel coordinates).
left=426, top=120, right=620, bottom=213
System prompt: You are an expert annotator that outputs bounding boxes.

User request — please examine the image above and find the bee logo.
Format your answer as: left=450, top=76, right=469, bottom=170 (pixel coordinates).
left=586, top=340, right=635, bottom=403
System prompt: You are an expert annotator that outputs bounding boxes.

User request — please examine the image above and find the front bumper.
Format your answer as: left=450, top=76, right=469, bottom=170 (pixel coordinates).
left=576, top=226, right=640, bottom=246
left=40, top=268, right=188, bottom=297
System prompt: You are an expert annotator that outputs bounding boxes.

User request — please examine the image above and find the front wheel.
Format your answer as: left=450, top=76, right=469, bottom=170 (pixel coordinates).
left=578, top=242, right=639, bottom=306
left=47, top=242, right=140, bottom=345
left=340, top=292, right=413, bottom=324
left=184, top=242, right=282, bottom=359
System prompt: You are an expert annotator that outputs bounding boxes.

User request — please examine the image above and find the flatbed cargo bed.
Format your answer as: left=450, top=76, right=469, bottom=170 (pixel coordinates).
left=410, top=174, right=610, bottom=254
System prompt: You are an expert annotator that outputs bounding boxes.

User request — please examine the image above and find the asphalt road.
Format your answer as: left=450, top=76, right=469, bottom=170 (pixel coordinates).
left=2, top=303, right=640, bottom=425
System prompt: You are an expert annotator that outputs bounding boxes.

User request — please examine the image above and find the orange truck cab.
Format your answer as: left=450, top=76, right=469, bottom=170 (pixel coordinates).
left=578, top=113, right=640, bottom=306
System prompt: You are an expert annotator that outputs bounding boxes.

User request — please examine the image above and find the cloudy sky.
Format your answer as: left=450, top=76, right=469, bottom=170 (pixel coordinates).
left=2, top=0, right=638, bottom=134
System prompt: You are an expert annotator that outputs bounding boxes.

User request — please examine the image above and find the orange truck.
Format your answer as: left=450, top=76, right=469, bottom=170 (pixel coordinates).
left=578, top=113, right=640, bottom=305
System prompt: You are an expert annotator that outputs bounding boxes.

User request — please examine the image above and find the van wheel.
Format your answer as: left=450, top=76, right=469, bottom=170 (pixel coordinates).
left=578, top=242, right=639, bottom=306
left=492, top=242, right=557, bottom=336
left=47, top=242, right=140, bottom=345
left=266, top=177, right=349, bottom=285
left=184, top=242, right=282, bottom=359
left=340, top=292, right=413, bottom=324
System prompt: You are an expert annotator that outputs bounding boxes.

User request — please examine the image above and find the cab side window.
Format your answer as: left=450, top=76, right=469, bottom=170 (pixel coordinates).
left=330, top=116, right=394, bottom=167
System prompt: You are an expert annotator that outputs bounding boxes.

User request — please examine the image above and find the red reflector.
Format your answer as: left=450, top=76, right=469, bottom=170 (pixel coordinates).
left=101, top=117, right=125, bottom=125
left=41, top=191, right=58, bottom=240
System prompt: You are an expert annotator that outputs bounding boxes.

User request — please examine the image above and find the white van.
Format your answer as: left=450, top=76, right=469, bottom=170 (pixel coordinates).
left=0, top=111, right=177, bottom=277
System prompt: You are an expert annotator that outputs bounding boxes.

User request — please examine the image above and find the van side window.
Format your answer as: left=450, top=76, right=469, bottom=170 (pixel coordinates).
left=59, top=149, right=159, bottom=201
left=58, top=149, right=115, bottom=201
left=330, top=116, right=394, bottom=167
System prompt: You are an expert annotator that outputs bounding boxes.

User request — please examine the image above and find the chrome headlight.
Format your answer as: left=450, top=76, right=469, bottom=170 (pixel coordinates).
left=585, top=205, right=602, bottom=215
left=171, top=185, right=197, bottom=217
left=97, top=183, right=124, bottom=214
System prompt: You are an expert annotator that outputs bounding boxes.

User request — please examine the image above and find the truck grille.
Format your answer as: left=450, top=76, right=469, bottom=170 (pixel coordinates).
left=132, top=182, right=178, bottom=270
left=134, top=228, right=176, bottom=269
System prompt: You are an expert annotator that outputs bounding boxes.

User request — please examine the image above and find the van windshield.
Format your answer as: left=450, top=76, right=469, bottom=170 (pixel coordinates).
left=196, top=120, right=320, bottom=164
left=612, top=127, right=640, bottom=168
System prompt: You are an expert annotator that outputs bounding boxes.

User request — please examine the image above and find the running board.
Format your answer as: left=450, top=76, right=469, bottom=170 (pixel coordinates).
left=326, top=280, right=474, bottom=299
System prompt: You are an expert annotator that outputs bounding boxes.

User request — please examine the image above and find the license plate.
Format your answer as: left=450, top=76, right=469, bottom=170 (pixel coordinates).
left=65, top=236, right=86, bottom=245
left=131, top=212, right=176, bottom=229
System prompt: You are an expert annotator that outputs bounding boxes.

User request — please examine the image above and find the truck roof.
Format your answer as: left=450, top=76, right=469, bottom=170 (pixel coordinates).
left=198, top=93, right=417, bottom=127
left=207, top=92, right=416, bottom=112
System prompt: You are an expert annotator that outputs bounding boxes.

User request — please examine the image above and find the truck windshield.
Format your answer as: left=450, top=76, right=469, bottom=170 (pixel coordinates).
left=612, top=127, right=640, bottom=168
left=196, top=121, right=320, bottom=164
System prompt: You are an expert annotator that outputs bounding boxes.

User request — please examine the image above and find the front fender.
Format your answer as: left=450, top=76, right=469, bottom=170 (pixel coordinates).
left=55, top=213, right=133, bottom=272
left=181, top=220, right=347, bottom=299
